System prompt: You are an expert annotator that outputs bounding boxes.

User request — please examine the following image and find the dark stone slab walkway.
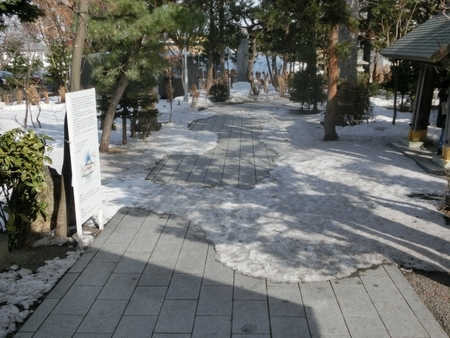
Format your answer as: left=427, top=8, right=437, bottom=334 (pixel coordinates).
left=16, top=208, right=448, bottom=338
left=146, top=113, right=276, bottom=190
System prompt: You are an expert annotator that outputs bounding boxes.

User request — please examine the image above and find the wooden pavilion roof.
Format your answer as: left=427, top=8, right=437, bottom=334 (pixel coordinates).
left=381, top=13, right=450, bottom=64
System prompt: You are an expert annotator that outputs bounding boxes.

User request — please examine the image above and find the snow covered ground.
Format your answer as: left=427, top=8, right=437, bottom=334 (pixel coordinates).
left=0, top=81, right=449, bottom=335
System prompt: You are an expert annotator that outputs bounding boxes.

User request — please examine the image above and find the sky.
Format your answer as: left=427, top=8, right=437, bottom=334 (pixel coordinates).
left=0, top=80, right=449, bottom=336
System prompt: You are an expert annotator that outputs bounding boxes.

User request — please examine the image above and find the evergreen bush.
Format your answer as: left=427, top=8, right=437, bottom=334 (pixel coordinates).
left=335, top=81, right=371, bottom=126
left=209, top=83, right=230, bottom=102
left=289, top=70, right=326, bottom=112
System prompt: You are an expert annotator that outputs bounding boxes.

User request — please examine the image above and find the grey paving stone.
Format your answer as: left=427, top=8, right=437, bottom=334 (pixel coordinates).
left=345, top=317, right=390, bottom=338
left=112, top=315, right=157, bottom=338
left=331, top=276, right=363, bottom=288
left=306, top=312, right=350, bottom=337
left=197, top=285, right=233, bottom=316
left=166, top=273, right=202, bottom=299
left=97, top=273, right=140, bottom=299
left=234, top=273, right=267, bottom=301
left=232, top=300, right=270, bottom=334
left=124, top=286, right=166, bottom=315
left=192, top=315, right=232, bottom=338
left=300, top=281, right=337, bottom=307
left=74, top=261, right=117, bottom=286
left=374, top=301, right=429, bottom=337
left=310, top=335, right=350, bottom=338
left=175, top=237, right=209, bottom=274
left=90, top=241, right=129, bottom=263
left=383, top=265, right=416, bottom=291
left=103, top=227, right=138, bottom=245
left=52, top=285, right=102, bottom=315
left=399, top=287, right=436, bottom=320
left=69, top=251, right=96, bottom=273
left=146, top=155, right=169, bottom=181
left=332, top=284, right=379, bottom=318
left=358, top=266, right=389, bottom=278
left=129, top=224, right=164, bottom=250
left=18, top=298, right=59, bottom=332
left=232, top=335, right=270, bottom=338
left=270, top=316, right=310, bottom=338
left=420, top=318, right=449, bottom=338
left=152, top=335, right=191, bottom=338
left=13, top=333, right=35, bottom=338
left=31, top=314, right=84, bottom=338
left=114, top=251, right=149, bottom=274
left=170, top=155, right=198, bottom=183
left=361, top=275, right=404, bottom=304
left=73, top=334, right=112, bottom=338
left=148, top=239, right=184, bottom=267
left=139, top=263, right=174, bottom=286
left=154, top=300, right=197, bottom=333
left=267, top=284, right=305, bottom=317
left=117, top=208, right=150, bottom=228
left=77, top=299, right=128, bottom=334
left=46, top=272, right=79, bottom=299
left=203, top=245, right=234, bottom=286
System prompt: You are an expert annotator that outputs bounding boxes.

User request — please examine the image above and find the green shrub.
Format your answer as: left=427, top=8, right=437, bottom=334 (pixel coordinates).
left=209, top=83, right=230, bottom=102
left=289, top=70, right=326, bottom=111
left=335, top=81, right=371, bottom=126
left=0, top=128, right=53, bottom=249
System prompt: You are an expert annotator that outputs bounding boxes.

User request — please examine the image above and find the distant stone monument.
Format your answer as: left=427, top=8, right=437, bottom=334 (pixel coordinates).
left=236, top=38, right=249, bottom=82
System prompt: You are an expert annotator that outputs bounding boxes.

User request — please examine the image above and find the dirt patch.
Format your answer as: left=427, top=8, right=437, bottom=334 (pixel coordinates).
left=0, top=244, right=77, bottom=273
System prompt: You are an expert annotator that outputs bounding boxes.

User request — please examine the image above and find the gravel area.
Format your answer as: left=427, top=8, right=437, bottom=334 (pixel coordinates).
left=403, top=269, right=450, bottom=337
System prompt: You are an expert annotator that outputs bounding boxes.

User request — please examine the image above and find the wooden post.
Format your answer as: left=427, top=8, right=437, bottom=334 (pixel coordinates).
left=408, top=64, right=436, bottom=142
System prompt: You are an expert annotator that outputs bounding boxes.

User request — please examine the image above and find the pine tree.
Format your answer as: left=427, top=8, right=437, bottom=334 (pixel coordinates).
left=88, top=0, right=171, bottom=152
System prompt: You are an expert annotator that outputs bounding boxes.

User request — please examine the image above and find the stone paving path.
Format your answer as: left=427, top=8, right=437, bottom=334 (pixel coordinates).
left=16, top=208, right=448, bottom=337
left=16, top=101, right=449, bottom=337
left=146, top=113, right=275, bottom=190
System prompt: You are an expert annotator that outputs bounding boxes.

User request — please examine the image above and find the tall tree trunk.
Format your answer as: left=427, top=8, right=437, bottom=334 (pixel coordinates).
left=338, top=0, right=358, bottom=86
left=219, top=0, right=225, bottom=81
left=362, top=3, right=373, bottom=75
left=323, top=23, right=339, bottom=141
left=206, top=49, right=214, bottom=92
left=99, top=73, right=130, bottom=152
left=99, top=37, right=143, bottom=152
left=206, top=0, right=215, bottom=92
left=246, top=33, right=258, bottom=96
left=69, top=0, right=88, bottom=92
left=271, top=55, right=278, bottom=89
left=122, top=107, right=127, bottom=145
left=372, top=50, right=379, bottom=83
left=56, top=0, right=88, bottom=238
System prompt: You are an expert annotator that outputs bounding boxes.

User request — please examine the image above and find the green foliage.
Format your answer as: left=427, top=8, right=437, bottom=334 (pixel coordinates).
left=335, top=81, right=371, bottom=126
left=289, top=70, right=326, bottom=110
left=209, top=83, right=230, bottom=102
left=0, top=128, right=53, bottom=248
left=382, top=59, right=421, bottom=109
left=88, top=0, right=168, bottom=103
left=359, top=0, right=439, bottom=52
left=6, top=54, right=43, bottom=87
left=135, top=108, right=160, bottom=139
left=0, top=0, right=44, bottom=29
left=45, top=42, right=70, bottom=89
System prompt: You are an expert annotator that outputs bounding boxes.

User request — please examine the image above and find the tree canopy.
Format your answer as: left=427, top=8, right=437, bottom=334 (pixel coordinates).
left=0, top=0, right=44, bottom=28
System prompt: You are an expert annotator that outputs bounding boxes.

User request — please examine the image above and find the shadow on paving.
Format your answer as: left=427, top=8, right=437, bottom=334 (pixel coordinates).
left=146, top=114, right=276, bottom=190
left=15, top=208, right=445, bottom=338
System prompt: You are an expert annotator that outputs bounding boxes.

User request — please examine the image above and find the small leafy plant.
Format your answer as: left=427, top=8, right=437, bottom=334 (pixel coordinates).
left=0, top=128, right=53, bottom=249
left=209, top=83, right=230, bottom=102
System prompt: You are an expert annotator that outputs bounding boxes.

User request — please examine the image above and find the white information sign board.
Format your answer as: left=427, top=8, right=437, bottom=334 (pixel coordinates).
left=66, top=88, right=103, bottom=248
